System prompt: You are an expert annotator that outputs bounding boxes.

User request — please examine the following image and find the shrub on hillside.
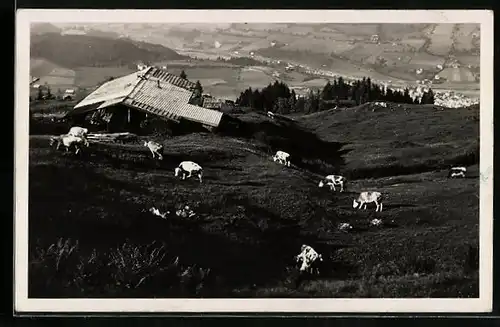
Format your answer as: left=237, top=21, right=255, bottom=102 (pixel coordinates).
left=29, top=238, right=212, bottom=298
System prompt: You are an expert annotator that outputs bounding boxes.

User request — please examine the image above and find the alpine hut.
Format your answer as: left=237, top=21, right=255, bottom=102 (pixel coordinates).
left=67, top=66, right=227, bottom=135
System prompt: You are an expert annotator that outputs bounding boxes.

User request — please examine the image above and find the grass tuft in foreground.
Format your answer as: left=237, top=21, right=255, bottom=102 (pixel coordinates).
left=30, top=238, right=213, bottom=298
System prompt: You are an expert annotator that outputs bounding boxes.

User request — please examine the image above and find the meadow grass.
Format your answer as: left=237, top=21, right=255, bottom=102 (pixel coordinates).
left=27, top=102, right=479, bottom=297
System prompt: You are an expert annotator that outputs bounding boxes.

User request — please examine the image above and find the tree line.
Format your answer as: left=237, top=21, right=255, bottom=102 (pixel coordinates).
left=235, top=76, right=435, bottom=115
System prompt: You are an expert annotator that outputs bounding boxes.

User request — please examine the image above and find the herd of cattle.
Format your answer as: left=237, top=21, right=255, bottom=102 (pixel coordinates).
left=47, top=125, right=469, bottom=276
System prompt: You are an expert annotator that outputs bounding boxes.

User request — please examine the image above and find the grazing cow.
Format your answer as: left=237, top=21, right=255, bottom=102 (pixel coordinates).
left=273, top=150, right=291, bottom=167
left=68, top=126, right=88, bottom=137
left=144, top=140, right=164, bottom=160
left=68, top=126, right=89, bottom=146
left=449, top=166, right=467, bottom=178
left=175, top=161, right=203, bottom=183
left=353, top=191, right=384, bottom=212
left=295, top=244, right=323, bottom=274
left=338, top=222, right=353, bottom=232
left=318, top=174, right=346, bottom=192
left=49, top=134, right=87, bottom=155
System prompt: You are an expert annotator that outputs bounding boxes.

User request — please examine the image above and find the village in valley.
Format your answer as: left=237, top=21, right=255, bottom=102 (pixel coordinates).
left=27, top=22, right=480, bottom=299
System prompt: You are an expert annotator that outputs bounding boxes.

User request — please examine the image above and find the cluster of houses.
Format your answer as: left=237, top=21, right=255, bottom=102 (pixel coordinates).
left=387, top=84, right=478, bottom=108
left=433, top=91, right=479, bottom=108
left=30, top=76, right=76, bottom=101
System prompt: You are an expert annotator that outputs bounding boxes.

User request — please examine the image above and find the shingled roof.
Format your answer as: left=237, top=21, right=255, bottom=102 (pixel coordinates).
left=72, top=66, right=224, bottom=128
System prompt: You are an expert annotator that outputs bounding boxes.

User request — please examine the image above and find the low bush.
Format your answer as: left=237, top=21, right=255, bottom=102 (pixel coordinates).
left=29, top=238, right=213, bottom=298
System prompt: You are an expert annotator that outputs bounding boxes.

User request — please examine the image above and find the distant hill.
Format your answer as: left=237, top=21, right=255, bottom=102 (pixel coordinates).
left=31, top=23, right=62, bottom=35
left=30, top=33, right=186, bottom=69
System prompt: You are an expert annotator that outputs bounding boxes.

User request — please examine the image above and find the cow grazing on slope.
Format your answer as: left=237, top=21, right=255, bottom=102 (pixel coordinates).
left=273, top=150, right=291, bottom=167
left=174, top=161, right=204, bottom=183
left=144, top=140, right=164, bottom=160
left=353, top=191, right=384, bottom=212
left=318, top=174, right=346, bottom=192
left=49, top=134, right=87, bottom=155
left=295, top=244, right=323, bottom=274
left=67, top=126, right=89, bottom=147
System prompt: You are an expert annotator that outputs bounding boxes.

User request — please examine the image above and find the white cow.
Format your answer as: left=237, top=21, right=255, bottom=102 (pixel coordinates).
left=273, top=150, right=291, bottom=167
left=449, top=166, right=466, bottom=178
left=67, top=126, right=89, bottom=146
left=68, top=126, right=88, bottom=137
left=144, top=140, right=164, bottom=160
left=318, top=174, right=346, bottom=192
left=338, top=222, right=353, bottom=232
left=49, top=134, right=87, bottom=155
left=353, top=191, right=384, bottom=212
left=295, top=244, right=323, bottom=274
left=175, top=161, right=203, bottom=183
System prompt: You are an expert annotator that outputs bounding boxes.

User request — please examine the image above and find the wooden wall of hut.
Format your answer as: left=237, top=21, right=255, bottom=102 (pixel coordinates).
left=101, top=105, right=147, bottom=133
left=216, top=114, right=244, bottom=137
left=69, top=105, right=228, bottom=137
left=175, top=118, right=213, bottom=135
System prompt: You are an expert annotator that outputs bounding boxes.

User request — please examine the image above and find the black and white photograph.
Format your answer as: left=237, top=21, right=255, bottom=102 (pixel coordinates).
left=15, top=10, right=493, bottom=313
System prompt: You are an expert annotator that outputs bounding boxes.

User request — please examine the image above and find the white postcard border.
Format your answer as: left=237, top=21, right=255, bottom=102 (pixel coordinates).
left=15, top=9, right=494, bottom=313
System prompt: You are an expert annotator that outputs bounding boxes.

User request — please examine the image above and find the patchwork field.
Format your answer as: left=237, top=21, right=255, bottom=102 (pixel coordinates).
left=438, top=67, right=477, bottom=83
left=28, top=102, right=480, bottom=298
left=282, top=38, right=357, bottom=56
left=453, top=24, right=480, bottom=53
left=31, top=23, right=481, bottom=101
left=456, top=55, right=481, bottom=67
left=30, top=58, right=136, bottom=92
left=427, top=24, right=455, bottom=57
left=164, top=63, right=335, bottom=99
left=408, top=52, right=446, bottom=68
left=74, top=66, right=136, bottom=88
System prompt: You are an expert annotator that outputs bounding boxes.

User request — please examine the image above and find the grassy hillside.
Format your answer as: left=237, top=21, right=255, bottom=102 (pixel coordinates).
left=28, top=103, right=479, bottom=298
left=30, top=33, right=186, bottom=69
left=297, top=103, right=479, bottom=179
